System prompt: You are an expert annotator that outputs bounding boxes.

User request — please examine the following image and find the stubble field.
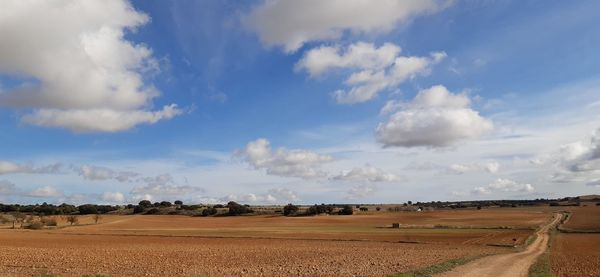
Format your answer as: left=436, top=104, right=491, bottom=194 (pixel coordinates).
left=0, top=208, right=554, bottom=276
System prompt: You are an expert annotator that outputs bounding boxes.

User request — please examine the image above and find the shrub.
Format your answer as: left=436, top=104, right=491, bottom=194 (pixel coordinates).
left=41, top=217, right=57, bottom=226
left=133, top=205, right=145, bottom=214
left=0, top=214, right=10, bottom=224
left=26, top=221, right=45, bottom=229
left=138, top=200, right=152, bottom=208
left=66, top=215, right=79, bottom=225
left=338, top=205, right=353, bottom=215
left=227, top=201, right=253, bottom=216
left=159, top=201, right=172, bottom=207
left=145, top=208, right=160, bottom=215
left=376, top=207, right=381, bottom=211
left=201, top=207, right=218, bottom=216
left=283, top=204, right=299, bottom=216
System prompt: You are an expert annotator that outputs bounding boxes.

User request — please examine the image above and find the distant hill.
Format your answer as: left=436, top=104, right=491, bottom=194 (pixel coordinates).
left=577, top=195, right=600, bottom=201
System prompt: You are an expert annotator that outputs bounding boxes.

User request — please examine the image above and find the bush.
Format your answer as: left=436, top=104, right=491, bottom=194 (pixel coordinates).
left=145, top=208, right=160, bottom=215
left=376, top=207, right=381, bottom=211
left=227, top=201, right=253, bottom=216
left=338, top=205, right=353, bottom=215
left=138, top=200, right=152, bottom=208
left=283, top=204, right=299, bottom=216
left=201, top=207, right=218, bottom=216
left=305, top=204, right=335, bottom=215
left=66, top=215, right=79, bottom=225
left=133, top=205, right=145, bottom=214
left=41, top=217, right=57, bottom=226
left=26, top=221, right=45, bottom=229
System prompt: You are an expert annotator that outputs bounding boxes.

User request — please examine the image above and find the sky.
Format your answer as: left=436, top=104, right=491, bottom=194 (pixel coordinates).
left=0, top=0, right=599, bottom=205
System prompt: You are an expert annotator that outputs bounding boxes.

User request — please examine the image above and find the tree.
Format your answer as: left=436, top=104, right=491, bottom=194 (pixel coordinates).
left=138, top=200, right=152, bottom=208
left=93, top=214, right=102, bottom=224
left=338, top=205, right=353, bottom=215
left=201, top=207, right=218, bottom=216
left=77, top=204, right=98, bottom=215
left=66, top=215, right=79, bottom=225
left=283, top=204, right=299, bottom=216
left=133, top=205, right=145, bottom=214
left=159, top=201, right=172, bottom=207
left=227, top=201, right=252, bottom=216
left=174, top=200, right=183, bottom=206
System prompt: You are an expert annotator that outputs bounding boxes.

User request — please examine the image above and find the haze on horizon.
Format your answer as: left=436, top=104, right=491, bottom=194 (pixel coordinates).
left=0, top=0, right=599, bottom=205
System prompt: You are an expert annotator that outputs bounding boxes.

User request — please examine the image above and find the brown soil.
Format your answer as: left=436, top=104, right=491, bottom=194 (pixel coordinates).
left=562, top=206, right=600, bottom=231
left=437, top=213, right=561, bottom=277
left=551, top=233, right=600, bottom=277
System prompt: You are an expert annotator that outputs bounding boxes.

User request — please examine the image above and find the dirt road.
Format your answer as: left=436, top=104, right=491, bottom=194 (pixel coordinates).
left=437, top=213, right=562, bottom=277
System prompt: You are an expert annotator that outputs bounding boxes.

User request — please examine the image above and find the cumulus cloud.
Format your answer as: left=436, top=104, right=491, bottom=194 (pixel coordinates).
left=345, top=184, right=376, bottom=199
left=376, top=85, right=493, bottom=148
left=130, top=174, right=204, bottom=201
left=296, top=42, right=446, bottom=104
left=447, top=161, right=500, bottom=174
left=22, top=105, right=181, bottom=133
left=0, top=1, right=180, bottom=132
left=244, top=0, right=450, bottom=52
left=548, top=128, right=600, bottom=183
left=101, top=191, right=126, bottom=203
left=472, top=178, right=535, bottom=195
left=24, top=186, right=64, bottom=198
left=236, top=139, right=333, bottom=179
left=221, top=188, right=300, bottom=204
left=0, top=160, right=62, bottom=175
left=332, top=165, right=400, bottom=182
left=76, top=165, right=139, bottom=182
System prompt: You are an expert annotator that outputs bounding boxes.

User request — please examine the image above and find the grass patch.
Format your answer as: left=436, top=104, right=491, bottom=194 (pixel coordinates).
left=393, top=255, right=488, bottom=277
left=528, top=251, right=551, bottom=277
left=528, top=228, right=556, bottom=277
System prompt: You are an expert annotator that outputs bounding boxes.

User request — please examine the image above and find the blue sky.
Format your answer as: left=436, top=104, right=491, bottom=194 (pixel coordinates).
left=0, top=0, right=599, bottom=205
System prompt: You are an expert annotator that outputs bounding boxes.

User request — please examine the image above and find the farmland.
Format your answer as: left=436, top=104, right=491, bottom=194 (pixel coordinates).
left=551, top=233, right=600, bottom=277
left=0, top=208, right=551, bottom=276
left=549, top=205, right=600, bottom=277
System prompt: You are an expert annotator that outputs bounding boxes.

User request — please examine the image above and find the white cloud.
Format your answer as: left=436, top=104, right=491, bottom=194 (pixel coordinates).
left=0, top=1, right=180, bottom=132
left=236, top=138, right=333, bottom=179
left=101, top=191, right=125, bottom=203
left=77, top=165, right=139, bottom=182
left=221, top=188, right=300, bottom=204
left=548, top=128, right=600, bottom=183
left=22, top=105, right=182, bottom=133
left=332, top=165, right=400, bottom=182
left=244, top=0, right=450, bottom=52
left=25, top=186, right=64, bottom=198
left=296, top=42, right=446, bottom=104
left=0, top=160, right=62, bottom=175
left=376, top=85, right=493, bottom=147
left=447, top=161, right=500, bottom=174
left=345, top=184, right=376, bottom=199
left=472, top=178, right=535, bottom=195
left=130, top=174, right=204, bottom=201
